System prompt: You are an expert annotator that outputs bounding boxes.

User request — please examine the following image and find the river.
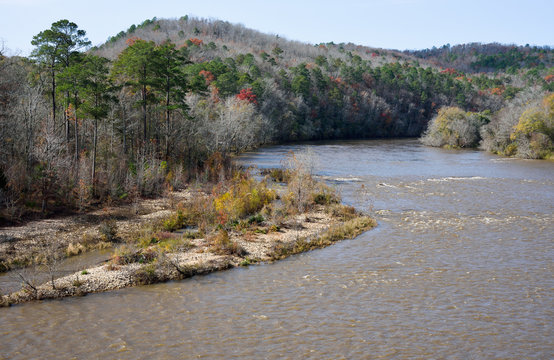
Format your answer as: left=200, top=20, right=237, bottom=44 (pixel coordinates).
left=1, top=139, right=553, bottom=359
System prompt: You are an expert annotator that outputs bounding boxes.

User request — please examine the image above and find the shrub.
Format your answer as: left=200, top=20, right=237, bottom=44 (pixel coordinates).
left=509, top=105, right=553, bottom=158
left=209, top=229, right=247, bottom=257
left=281, top=151, right=319, bottom=214
left=327, top=204, right=358, bottom=221
left=247, top=214, right=264, bottom=225
left=421, top=107, right=488, bottom=148
left=311, top=183, right=340, bottom=205
left=66, top=242, right=85, bottom=256
left=72, top=277, right=84, bottom=287
left=133, top=263, right=159, bottom=285
left=261, top=168, right=291, bottom=183
left=213, top=173, right=275, bottom=223
left=98, top=220, right=119, bottom=242
left=161, top=210, right=185, bottom=231
left=111, top=245, right=157, bottom=265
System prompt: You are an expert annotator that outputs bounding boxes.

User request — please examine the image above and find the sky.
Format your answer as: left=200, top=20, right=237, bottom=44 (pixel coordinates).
left=1, top=0, right=553, bottom=56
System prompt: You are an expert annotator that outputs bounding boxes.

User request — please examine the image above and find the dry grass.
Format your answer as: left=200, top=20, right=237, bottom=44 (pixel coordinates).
left=270, top=215, right=376, bottom=260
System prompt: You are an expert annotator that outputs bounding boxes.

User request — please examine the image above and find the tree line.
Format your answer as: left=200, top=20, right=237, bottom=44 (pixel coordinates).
left=1, top=17, right=552, bottom=222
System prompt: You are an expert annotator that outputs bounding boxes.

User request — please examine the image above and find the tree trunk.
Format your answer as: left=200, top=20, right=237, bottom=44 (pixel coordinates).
left=92, top=117, right=98, bottom=196
left=142, top=84, right=147, bottom=142
left=74, top=100, right=79, bottom=162
left=65, top=92, right=70, bottom=142
left=123, top=105, right=127, bottom=154
left=51, top=66, right=56, bottom=128
left=165, top=81, right=170, bottom=160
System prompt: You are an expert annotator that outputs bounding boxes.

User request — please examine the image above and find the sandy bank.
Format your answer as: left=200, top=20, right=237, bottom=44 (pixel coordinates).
left=2, top=206, right=375, bottom=306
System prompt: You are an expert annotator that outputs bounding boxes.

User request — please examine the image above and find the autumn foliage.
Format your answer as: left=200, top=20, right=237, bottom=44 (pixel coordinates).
left=199, top=70, right=215, bottom=85
left=188, top=38, right=203, bottom=46
left=236, top=88, right=258, bottom=104
left=440, top=68, right=458, bottom=75
left=126, top=37, right=140, bottom=46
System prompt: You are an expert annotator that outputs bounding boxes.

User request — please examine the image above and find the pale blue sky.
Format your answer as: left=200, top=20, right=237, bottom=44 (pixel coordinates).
left=1, top=0, right=553, bottom=56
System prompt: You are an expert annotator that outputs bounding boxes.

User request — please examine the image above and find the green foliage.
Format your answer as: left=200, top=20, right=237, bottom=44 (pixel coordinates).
left=247, top=214, right=264, bottom=225
left=132, top=263, right=159, bottom=285
left=31, top=19, right=91, bottom=67
left=312, top=183, right=340, bottom=205
left=213, top=174, right=276, bottom=223
left=272, top=46, right=283, bottom=57
left=162, top=210, right=186, bottom=231
left=111, top=245, right=157, bottom=265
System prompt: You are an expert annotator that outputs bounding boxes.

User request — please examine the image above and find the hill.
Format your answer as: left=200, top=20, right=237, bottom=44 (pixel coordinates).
left=405, top=42, right=553, bottom=74
left=0, top=16, right=552, bottom=221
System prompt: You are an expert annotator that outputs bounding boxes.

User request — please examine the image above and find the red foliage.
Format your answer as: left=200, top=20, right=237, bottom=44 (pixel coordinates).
left=544, top=74, right=554, bottom=83
left=199, top=70, right=215, bottom=85
left=351, top=101, right=359, bottom=113
left=371, top=52, right=378, bottom=58
left=329, top=76, right=343, bottom=85
left=236, top=88, right=258, bottom=104
left=65, top=104, right=75, bottom=121
left=440, top=68, right=458, bottom=75
left=189, top=38, right=203, bottom=46
left=490, top=87, right=504, bottom=95
left=380, top=111, right=392, bottom=124
left=126, top=37, right=140, bottom=46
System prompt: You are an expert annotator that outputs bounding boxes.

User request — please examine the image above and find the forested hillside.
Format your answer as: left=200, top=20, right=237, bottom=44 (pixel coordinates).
left=413, top=44, right=554, bottom=159
left=406, top=43, right=553, bottom=74
left=1, top=16, right=552, bottom=222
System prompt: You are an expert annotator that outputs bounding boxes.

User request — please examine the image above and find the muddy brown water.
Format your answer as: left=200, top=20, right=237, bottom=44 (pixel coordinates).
left=1, top=139, right=553, bottom=359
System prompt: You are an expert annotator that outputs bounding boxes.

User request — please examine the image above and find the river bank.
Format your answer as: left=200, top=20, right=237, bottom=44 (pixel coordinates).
left=1, top=165, right=376, bottom=306
left=0, top=190, right=192, bottom=274
left=1, top=203, right=375, bottom=306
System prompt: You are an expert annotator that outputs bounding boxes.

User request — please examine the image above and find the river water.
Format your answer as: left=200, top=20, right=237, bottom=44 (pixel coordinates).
left=1, top=139, right=553, bottom=359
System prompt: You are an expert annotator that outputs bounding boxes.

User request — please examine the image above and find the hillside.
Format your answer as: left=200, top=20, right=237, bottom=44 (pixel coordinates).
left=90, top=16, right=511, bottom=141
left=0, top=15, right=552, bottom=222
left=406, top=43, right=554, bottom=74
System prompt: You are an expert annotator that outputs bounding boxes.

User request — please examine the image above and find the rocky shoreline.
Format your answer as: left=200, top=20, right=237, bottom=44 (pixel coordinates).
left=1, top=204, right=376, bottom=306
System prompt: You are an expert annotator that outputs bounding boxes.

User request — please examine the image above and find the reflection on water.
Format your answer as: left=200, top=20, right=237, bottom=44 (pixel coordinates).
left=1, top=139, right=553, bottom=359
left=0, top=249, right=112, bottom=295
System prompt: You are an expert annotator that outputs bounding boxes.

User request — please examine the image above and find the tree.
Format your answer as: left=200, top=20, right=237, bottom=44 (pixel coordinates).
left=57, top=52, right=87, bottom=161
left=31, top=20, right=90, bottom=138
left=153, top=41, right=189, bottom=159
left=79, top=55, right=114, bottom=193
left=112, top=39, right=157, bottom=143
left=421, top=107, right=487, bottom=148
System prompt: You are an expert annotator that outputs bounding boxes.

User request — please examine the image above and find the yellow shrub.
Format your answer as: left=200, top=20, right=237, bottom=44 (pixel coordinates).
left=213, top=174, right=275, bottom=223
left=511, top=108, right=548, bottom=140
